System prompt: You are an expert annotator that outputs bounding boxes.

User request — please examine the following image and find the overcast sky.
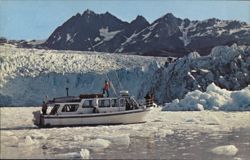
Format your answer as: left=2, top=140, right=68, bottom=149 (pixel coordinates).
left=0, top=0, right=249, bottom=40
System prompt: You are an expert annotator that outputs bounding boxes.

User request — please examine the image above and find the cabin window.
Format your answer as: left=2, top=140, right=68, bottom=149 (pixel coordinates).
left=82, top=100, right=93, bottom=108
left=111, top=99, right=118, bottom=107
left=98, top=99, right=110, bottom=108
left=62, top=104, right=79, bottom=112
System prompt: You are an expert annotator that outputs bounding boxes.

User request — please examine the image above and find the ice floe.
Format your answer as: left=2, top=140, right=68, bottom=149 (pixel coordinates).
left=83, top=138, right=111, bottom=150
left=210, top=145, right=238, bottom=156
left=80, top=149, right=90, bottom=159
left=163, top=83, right=250, bottom=111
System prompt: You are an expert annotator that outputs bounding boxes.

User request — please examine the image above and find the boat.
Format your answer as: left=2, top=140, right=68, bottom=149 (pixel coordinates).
left=33, top=91, right=153, bottom=127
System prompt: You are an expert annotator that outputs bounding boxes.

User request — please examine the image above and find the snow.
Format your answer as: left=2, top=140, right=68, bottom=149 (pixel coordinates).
left=121, top=32, right=139, bottom=46
left=142, top=32, right=151, bottom=40
left=66, top=34, right=71, bottom=42
left=154, top=34, right=159, bottom=38
left=163, top=83, right=250, bottom=111
left=178, top=21, right=195, bottom=46
left=93, top=27, right=121, bottom=47
left=200, top=69, right=210, bottom=73
left=148, top=22, right=158, bottom=31
left=215, top=20, right=228, bottom=28
left=57, top=36, right=62, bottom=41
left=216, top=29, right=226, bottom=36
left=116, top=47, right=124, bottom=53
left=99, top=27, right=121, bottom=41
left=94, top=37, right=100, bottom=42
left=210, top=145, right=238, bottom=156
left=229, top=28, right=249, bottom=34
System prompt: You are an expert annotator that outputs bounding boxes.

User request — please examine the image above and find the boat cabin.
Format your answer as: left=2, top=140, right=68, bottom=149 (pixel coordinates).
left=47, top=92, right=140, bottom=115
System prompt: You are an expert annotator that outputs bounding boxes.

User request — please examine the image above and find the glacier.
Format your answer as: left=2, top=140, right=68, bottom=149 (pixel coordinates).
left=0, top=43, right=249, bottom=107
left=0, top=44, right=168, bottom=106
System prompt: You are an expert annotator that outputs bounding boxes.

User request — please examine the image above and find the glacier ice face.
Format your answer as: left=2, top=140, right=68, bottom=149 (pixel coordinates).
left=0, top=44, right=249, bottom=107
left=154, top=45, right=250, bottom=104
left=0, top=45, right=167, bottom=106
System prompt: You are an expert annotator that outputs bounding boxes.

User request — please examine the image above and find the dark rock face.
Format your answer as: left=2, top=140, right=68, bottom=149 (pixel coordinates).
left=43, top=10, right=250, bottom=57
left=44, top=10, right=128, bottom=51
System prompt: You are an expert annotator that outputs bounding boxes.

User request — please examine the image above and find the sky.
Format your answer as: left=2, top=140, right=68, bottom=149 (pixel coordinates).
left=0, top=0, right=249, bottom=40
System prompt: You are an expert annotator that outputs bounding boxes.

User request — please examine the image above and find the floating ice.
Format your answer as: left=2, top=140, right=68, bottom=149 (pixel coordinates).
left=155, top=129, right=174, bottom=138
left=163, top=83, right=250, bottom=111
left=30, top=131, right=49, bottom=140
left=1, top=131, right=14, bottom=136
left=56, top=152, right=81, bottom=159
left=99, top=134, right=130, bottom=146
left=24, top=136, right=34, bottom=145
left=80, top=149, right=90, bottom=159
left=205, top=115, right=221, bottom=125
left=210, top=145, right=238, bottom=156
left=83, top=138, right=110, bottom=150
left=18, top=136, right=38, bottom=146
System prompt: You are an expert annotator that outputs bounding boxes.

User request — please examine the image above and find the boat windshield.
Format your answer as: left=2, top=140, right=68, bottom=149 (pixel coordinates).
left=50, top=104, right=60, bottom=115
left=125, top=97, right=139, bottom=110
left=130, top=97, right=139, bottom=109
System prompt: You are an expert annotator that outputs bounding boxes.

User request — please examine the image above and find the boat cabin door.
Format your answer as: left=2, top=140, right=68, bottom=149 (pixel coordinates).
left=119, top=98, right=125, bottom=107
left=119, top=98, right=132, bottom=110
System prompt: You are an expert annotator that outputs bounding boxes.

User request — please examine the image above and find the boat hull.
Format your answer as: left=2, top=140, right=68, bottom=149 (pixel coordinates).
left=35, top=108, right=151, bottom=127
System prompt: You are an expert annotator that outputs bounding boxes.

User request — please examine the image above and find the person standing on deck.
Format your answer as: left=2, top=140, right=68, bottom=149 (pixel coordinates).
left=42, top=101, right=48, bottom=115
left=102, top=80, right=110, bottom=97
left=42, top=95, right=48, bottom=115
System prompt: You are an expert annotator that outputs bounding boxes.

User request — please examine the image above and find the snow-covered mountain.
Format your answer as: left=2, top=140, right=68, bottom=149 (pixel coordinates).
left=43, top=10, right=250, bottom=57
left=0, top=43, right=249, bottom=106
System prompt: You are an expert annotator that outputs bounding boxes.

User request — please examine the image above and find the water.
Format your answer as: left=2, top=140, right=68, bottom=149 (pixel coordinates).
left=1, top=107, right=249, bottom=159
left=88, top=129, right=250, bottom=159
left=1, top=128, right=249, bottom=159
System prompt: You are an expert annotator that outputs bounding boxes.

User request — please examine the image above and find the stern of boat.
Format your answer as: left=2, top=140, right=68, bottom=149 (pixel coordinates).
left=32, top=110, right=41, bottom=127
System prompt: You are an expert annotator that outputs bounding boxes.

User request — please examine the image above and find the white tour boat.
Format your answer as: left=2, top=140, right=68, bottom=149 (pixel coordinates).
left=33, top=91, right=153, bottom=127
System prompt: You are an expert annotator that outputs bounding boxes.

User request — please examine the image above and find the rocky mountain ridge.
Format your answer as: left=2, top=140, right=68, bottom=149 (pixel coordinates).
left=43, top=10, right=250, bottom=57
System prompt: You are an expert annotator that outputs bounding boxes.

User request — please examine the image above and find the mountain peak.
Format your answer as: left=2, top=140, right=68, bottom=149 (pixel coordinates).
left=131, top=15, right=149, bottom=24
left=161, top=13, right=176, bottom=20
left=136, top=15, right=148, bottom=22
left=82, top=9, right=96, bottom=16
left=104, top=11, right=112, bottom=15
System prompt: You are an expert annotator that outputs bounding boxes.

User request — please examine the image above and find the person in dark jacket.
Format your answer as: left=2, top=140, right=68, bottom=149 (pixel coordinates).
left=42, top=101, right=48, bottom=115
